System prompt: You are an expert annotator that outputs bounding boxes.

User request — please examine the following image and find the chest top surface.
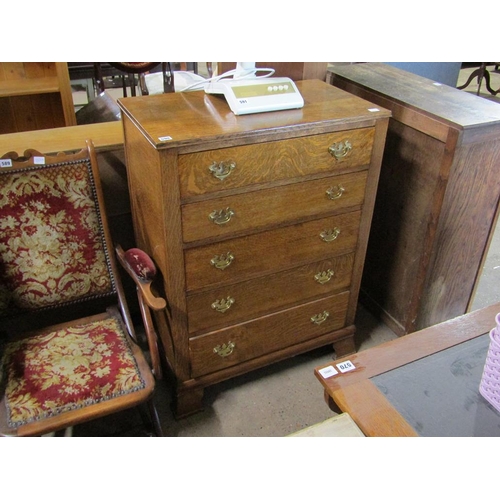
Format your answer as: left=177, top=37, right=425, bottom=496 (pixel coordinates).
left=117, top=80, right=390, bottom=151
left=330, top=63, right=500, bottom=130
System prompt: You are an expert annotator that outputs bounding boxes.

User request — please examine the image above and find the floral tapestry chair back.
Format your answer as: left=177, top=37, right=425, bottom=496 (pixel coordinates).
left=0, top=141, right=163, bottom=437
left=0, top=144, right=116, bottom=321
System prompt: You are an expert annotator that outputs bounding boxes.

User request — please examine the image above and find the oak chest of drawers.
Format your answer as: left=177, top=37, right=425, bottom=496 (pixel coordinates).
left=118, top=80, right=390, bottom=417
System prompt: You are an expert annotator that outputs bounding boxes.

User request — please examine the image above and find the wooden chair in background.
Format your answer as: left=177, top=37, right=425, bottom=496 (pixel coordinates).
left=93, top=62, right=214, bottom=97
left=94, top=62, right=175, bottom=96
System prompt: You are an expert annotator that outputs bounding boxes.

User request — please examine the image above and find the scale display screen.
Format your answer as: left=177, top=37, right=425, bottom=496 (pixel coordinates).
left=205, top=76, right=304, bottom=115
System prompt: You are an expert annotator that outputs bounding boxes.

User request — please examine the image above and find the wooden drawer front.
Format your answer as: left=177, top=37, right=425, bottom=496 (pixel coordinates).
left=184, top=211, right=361, bottom=292
left=187, top=253, right=354, bottom=334
left=182, top=171, right=367, bottom=243
left=178, top=128, right=374, bottom=199
left=189, top=292, right=350, bottom=377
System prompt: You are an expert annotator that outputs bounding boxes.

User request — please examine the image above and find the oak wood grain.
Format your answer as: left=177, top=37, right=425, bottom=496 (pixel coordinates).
left=330, top=63, right=500, bottom=335
left=119, top=80, right=390, bottom=416
left=187, top=253, right=354, bottom=334
left=118, top=80, right=389, bottom=152
left=329, top=63, right=500, bottom=133
left=0, top=121, right=124, bottom=155
left=0, top=62, right=76, bottom=133
left=190, top=292, right=350, bottom=378
left=184, top=211, right=361, bottom=292
left=178, top=127, right=374, bottom=199
left=181, top=171, right=367, bottom=243
left=332, top=380, right=418, bottom=437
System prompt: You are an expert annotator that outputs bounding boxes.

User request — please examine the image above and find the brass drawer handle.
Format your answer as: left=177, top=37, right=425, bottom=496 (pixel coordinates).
left=209, top=160, right=236, bottom=181
left=211, top=252, right=235, bottom=270
left=209, top=207, right=235, bottom=225
left=213, top=341, right=235, bottom=357
left=311, top=311, right=330, bottom=325
left=326, top=184, right=345, bottom=200
left=314, top=269, right=335, bottom=284
left=211, top=296, right=235, bottom=313
left=320, top=227, right=341, bottom=242
left=329, top=140, right=352, bottom=159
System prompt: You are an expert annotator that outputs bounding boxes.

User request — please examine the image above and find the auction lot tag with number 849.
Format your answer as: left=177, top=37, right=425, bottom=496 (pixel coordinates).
left=318, top=360, right=356, bottom=379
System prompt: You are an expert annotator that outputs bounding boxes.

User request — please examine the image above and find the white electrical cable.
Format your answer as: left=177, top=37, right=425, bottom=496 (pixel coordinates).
left=180, top=67, right=275, bottom=92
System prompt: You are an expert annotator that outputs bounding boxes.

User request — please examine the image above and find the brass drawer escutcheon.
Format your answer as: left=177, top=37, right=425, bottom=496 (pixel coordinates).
left=311, top=311, right=330, bottom=325
left=209, top=207, right=235, bottom=225
left=209, top=160, right=236, bottom=181
left=314, top=269, right=335, bottom=284
left=328, top=140, right=352, bottom=159
left=213, top=341, right=235, bottom=357
left=211, top=296, right=235, bottom=313
left=320, top=227, right=341, bottom=242
left=326, top=184, right=345, bottom=200
left=210, top=252, right=235, bottom=270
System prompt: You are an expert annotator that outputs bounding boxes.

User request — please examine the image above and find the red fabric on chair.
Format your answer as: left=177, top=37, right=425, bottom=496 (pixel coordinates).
left=123, top=248, right=157, bottom=281
left=1, top=313, right=145, bottom=428
left=0, top=161, right=114, bottom=315
left=0, top=143, right=165, bottom=436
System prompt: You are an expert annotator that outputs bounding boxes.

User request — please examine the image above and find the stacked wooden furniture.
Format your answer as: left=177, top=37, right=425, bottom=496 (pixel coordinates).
left=118, top=80, right=390, bottom=417
left=0, top=62, right=76, bottom=134
left=217, top=62, right=328, bottom=82
left=328, top=63, right=500, bottom=336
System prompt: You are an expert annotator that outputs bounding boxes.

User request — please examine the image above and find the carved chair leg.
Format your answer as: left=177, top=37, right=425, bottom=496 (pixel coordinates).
left=147, top=399, right=164, bottom=437
left=138, top=399, right=164, bottom=436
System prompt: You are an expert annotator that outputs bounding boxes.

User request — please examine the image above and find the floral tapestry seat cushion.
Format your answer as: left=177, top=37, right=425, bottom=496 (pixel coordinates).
left=0, top=313, right=146, bottom=429
left=0, top=159, right=115, bottom=315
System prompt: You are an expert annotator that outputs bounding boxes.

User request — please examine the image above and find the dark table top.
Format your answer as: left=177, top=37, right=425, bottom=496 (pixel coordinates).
left=315, top=302, right=500, bottom=436
left=372, top=334, right=500, bottom=436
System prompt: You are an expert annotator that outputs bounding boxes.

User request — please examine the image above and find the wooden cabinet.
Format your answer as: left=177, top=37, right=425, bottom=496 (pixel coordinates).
left=118, top=80, right=390, bottom=417
left=328, top=63, right=500, bottom=336
left=0, top=62, right=76, bottom=134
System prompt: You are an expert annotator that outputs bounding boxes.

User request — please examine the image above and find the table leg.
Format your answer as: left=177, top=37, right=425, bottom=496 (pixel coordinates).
left=457, top=63, right=499, bottom=96
left=324, top=389, right=342, bottom=413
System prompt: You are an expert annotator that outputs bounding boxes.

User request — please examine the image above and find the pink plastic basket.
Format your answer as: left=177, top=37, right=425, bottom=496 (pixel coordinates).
left=479, top=327, right=500, bottom=413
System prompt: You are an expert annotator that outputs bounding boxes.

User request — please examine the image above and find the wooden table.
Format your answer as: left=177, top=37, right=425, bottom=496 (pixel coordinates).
left=314, top=302, right=500, bottom=436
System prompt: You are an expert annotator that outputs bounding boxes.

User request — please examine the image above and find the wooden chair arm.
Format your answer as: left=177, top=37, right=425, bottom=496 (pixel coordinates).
left=137, top=291, right=163, bottom=379
left=116, top=245, right=166, bottom=378
left=116, top=245, right=166, bottom=310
